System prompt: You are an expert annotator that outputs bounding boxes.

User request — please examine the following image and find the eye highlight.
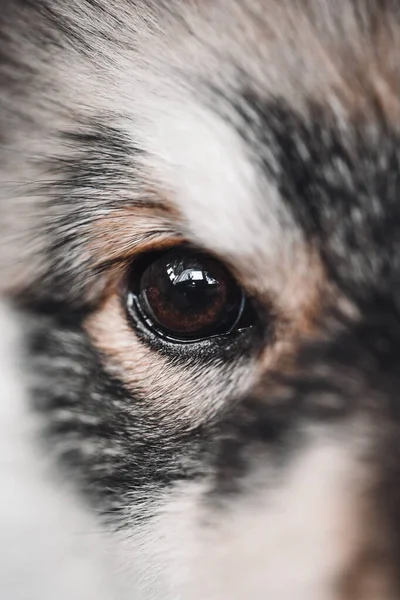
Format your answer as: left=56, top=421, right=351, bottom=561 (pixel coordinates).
left=125, top=248, right=255, bottom=343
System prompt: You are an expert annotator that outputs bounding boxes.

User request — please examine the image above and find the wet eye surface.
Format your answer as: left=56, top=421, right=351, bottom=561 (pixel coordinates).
left=125, top=248, right=255, bottom=343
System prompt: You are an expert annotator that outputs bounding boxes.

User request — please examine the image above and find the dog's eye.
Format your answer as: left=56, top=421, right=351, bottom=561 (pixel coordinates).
left=126, top=248, right=254, bottom=342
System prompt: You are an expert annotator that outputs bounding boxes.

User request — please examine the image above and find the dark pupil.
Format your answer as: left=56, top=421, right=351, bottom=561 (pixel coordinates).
left=137, top=251, right=241, bottom=338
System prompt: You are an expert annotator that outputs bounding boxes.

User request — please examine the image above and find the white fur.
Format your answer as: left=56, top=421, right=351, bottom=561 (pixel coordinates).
left=0, top=304, right=121, bottom=600
left=131, top=92, right=304, bottom=276
left=115, top=429, right=363, bottom=600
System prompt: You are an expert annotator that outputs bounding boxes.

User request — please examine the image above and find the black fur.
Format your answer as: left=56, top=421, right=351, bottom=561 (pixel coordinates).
left=23, top=299, right=210, bottom=521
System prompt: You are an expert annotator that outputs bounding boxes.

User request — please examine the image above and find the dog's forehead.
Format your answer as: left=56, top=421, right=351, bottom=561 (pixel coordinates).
left=2, top=0, right=400, bottom=311
left=139, top=94, right=300, bottom=265
left=121, top=0, right=400, bottom=300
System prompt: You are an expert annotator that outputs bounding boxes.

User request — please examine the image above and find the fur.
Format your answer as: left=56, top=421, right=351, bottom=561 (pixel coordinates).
left=2, top=1, right=400, bottom=598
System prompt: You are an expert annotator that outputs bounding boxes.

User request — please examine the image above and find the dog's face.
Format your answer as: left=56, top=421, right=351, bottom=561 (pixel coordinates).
left=2, top=1, right=400, bottom=598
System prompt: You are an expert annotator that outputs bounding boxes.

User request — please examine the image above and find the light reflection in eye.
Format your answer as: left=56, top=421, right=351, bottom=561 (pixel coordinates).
left=169, top=266, right=218, bottom=286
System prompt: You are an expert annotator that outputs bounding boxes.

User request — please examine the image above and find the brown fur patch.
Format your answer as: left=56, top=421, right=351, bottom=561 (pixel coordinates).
left=87, top=198, right=183, bottom=266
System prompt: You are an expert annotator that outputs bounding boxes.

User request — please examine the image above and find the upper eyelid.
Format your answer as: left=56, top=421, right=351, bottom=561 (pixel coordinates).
left=92, top=234, right=185, bottom=275
left=87, top=207, right=184, bottom=269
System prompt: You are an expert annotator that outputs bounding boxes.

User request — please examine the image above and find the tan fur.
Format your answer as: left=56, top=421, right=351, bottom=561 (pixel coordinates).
left=85, top=294, right=259, bottom=426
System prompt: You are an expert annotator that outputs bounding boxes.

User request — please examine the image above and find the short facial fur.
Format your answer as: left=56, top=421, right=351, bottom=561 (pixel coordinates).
left=2, top=1, right=400, bottom=598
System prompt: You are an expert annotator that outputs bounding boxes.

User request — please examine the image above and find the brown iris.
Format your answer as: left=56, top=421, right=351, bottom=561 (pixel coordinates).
left=126, top=248, right=251, bottom=342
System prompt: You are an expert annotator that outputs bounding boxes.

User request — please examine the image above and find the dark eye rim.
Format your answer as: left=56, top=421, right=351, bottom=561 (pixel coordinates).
left=122, top=245, right=257, bottom=345
left=126, top=290, right=249, bottom=344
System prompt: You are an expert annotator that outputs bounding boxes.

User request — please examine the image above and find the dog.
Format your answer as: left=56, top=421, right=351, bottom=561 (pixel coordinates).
left=2, top=1, right=400, bottom=598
